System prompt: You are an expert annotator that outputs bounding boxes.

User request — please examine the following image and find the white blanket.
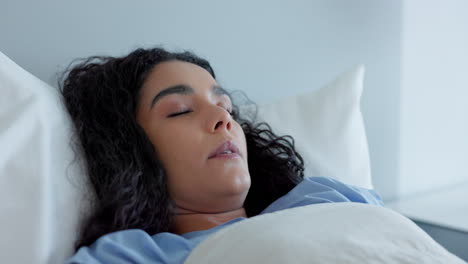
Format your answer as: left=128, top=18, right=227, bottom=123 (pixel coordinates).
left=184, top=203, right=465, bottom=264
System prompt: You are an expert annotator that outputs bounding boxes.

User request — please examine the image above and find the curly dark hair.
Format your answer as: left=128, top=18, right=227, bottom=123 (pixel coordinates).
left=59, top=47, right=304, bottom=250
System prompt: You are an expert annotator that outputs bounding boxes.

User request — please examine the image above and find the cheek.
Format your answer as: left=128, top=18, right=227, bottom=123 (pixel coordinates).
left=234, top=123, right=248, bottom=157
left=150, top=122, right=205, bottom=175
left=153, top=124, right=194, bottom=160
left=155, top=125, right=206, bottom=199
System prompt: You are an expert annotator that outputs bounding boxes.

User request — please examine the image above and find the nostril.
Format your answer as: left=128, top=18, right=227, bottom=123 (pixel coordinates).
left=214, top=121, right=222, bottom=130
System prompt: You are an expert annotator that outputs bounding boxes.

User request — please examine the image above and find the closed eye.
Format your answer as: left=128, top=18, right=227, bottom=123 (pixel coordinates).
left=227, top=109, right=234, bottom=116
left=167, top=107, right=233, bottom=118
left=167, top=110, right=193, bottom=118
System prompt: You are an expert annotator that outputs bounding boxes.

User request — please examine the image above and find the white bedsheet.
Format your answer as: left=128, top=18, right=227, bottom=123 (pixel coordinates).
left=184, top=203, right=465, bottom=264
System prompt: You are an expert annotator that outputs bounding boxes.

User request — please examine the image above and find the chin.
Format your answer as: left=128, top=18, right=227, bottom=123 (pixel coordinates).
left=226, top=172, right=251, bottom=194
left=223, top=184, right=250, bottom=207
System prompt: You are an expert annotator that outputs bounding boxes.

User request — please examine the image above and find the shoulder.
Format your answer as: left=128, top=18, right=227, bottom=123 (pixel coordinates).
left=261, top=177, right=384, bottom=214
left=66, top=229, right=194, bottom=264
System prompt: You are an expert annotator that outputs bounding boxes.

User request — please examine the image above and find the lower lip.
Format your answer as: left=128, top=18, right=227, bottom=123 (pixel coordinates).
left=209, top=153, right=241, bottom=159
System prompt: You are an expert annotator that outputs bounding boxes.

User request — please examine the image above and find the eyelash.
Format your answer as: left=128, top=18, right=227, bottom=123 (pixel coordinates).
left=167, top=108, right=234, bottom=118
left=167, top=110, right=192, bottom=118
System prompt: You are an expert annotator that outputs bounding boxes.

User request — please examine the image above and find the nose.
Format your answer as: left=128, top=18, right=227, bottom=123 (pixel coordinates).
left=208, top=106, right=232, bottom=133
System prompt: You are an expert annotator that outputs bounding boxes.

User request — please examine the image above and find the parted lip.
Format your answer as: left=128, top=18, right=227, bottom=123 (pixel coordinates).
left=208, top=140, right=241, bottom=159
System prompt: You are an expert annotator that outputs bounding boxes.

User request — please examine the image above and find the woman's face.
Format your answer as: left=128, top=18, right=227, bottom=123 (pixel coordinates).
left=136, top=60, right=251, bottom=214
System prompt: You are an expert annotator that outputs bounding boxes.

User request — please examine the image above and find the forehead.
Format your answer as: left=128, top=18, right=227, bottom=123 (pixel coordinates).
left=142, top=60, right=216, bottom=94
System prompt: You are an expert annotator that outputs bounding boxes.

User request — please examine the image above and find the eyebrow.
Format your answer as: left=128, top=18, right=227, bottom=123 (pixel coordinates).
left=149, top=84, right=230, bottom=109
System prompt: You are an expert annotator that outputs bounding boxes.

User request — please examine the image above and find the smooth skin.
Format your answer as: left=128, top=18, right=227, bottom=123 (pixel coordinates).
left=136, top=60, right=251, bottom=235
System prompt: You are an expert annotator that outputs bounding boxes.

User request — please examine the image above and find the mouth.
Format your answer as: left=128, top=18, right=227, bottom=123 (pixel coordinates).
left=208, top=140, right=241, bottom=159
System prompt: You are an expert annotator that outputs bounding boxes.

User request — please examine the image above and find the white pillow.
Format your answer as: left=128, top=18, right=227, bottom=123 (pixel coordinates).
left=0, top=51, right=88, bottom=264
left=245, top=65, right=372, bottom=189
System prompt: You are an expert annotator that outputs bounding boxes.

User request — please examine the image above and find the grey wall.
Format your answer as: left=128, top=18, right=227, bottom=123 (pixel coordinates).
left=399, top=0, right=468, bottom=198
left=1, top=0, right=402, bottom=200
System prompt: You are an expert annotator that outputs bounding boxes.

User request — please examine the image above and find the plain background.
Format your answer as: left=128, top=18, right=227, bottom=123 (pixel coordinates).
left=1, top=0, right=467, bottom=202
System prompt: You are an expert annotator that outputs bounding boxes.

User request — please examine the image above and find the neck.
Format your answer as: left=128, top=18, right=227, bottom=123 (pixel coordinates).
left=170, top=207, right=247, bottom=235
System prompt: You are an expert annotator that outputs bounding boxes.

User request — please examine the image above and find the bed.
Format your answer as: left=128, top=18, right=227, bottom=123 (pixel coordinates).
left=0, top=51, right=465, bottom=263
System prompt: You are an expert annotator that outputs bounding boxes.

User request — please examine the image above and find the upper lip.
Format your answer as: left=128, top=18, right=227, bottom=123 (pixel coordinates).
left=208, top=140, right=241, bottom=159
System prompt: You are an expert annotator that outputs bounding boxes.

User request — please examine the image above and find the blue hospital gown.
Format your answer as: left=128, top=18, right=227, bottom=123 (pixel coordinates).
left=66, top=177, right=384, bottom=264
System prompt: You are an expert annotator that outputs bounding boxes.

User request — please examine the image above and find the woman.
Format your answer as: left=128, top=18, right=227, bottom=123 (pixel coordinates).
left=60, top=47, right=383, bottom=263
